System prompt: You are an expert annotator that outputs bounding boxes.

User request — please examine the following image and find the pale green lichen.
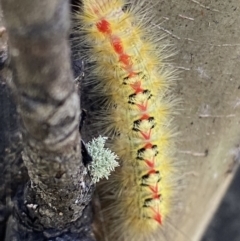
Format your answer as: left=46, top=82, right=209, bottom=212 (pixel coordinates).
left=86, top=136, right=119, bottom=183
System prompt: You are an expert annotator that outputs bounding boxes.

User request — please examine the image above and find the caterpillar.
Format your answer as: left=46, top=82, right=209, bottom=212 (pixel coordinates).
left=75, top=0, right=178, bottom=240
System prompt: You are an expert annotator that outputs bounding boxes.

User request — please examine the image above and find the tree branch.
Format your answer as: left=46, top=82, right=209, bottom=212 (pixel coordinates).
left=1, top=0, right=93, bottom=235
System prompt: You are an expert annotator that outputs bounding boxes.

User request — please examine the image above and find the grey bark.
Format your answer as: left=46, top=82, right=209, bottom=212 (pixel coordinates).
left=0, top=0, right=94, bottom=238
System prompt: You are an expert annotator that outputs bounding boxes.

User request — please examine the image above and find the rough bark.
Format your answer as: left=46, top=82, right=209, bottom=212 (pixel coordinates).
left=0, top=0, right=94, bottom=239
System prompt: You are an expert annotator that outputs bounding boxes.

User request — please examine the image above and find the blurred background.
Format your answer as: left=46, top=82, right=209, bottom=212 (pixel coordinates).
left=202, top=167, right=240, bottom=241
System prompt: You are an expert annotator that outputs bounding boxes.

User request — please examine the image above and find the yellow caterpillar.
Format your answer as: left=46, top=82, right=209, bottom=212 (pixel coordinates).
left=76, top=0, right=178, bottom=240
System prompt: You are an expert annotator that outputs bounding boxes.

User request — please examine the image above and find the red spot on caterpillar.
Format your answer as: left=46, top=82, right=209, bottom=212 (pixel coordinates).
left=152, top=193, right=161, bottom=200
left=148, top=169, right=157, bottom=175
left=119, top=53, right=132, bottom=66
left=137, top=103, right=148, bottom=111
left=149, top=184, right=158, bottom=194
left=141, top=114, right=149, bottom=120
left=153, top=211, right=162, bottom=224
left=140, top=129, right=152, bottom=140
left=134, top=99, right=149, bottom=112
left=130, top=81, right=143, bottom=93
left=111, top=37, right=124, bottom=54
left=145, top=160, right=155, bottom=169
left=128, top=71, right=137, bottom=78
left=144, top=143, right=153, bottom=149
left=96, top=19, right=112, bottom=34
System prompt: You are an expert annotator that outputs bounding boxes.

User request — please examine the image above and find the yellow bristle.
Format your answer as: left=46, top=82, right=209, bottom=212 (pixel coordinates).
left=75, top=0, right=179, bottom=240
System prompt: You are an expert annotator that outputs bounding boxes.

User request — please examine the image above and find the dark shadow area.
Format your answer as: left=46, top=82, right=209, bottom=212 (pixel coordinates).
left=202, top=167, right=240, bottom=241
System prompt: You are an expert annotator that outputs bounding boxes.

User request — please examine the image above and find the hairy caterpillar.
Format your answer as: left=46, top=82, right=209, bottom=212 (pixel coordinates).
left=75, top=0, right=178, bottom=240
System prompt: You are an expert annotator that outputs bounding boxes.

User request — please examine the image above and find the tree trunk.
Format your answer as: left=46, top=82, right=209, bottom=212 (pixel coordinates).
left=0, top=0, right=94, bottom=240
